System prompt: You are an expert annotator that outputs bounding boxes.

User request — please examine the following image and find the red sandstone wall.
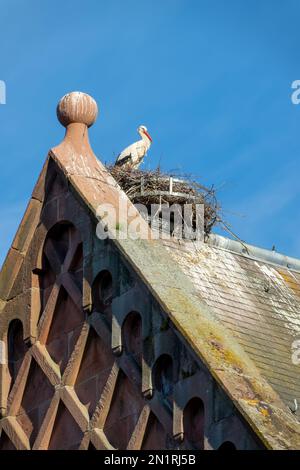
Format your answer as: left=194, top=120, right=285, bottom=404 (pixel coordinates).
left=0, top=161, right=262, bottom=450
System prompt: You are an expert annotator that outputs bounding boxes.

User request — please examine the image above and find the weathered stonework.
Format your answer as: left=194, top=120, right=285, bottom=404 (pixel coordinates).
left=0, top=164, right=262, bottom=449
left=0, top=92, right=299, bottom=450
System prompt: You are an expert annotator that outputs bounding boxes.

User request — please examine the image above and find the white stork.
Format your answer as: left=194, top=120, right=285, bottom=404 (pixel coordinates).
left=115, top=125, right=152, bottom=170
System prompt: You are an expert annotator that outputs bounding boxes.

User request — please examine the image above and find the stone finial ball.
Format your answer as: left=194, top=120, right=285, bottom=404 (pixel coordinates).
left=57, top=91, right=98, bottom=128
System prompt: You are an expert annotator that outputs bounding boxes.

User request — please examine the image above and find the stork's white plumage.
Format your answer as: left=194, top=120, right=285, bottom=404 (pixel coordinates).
left=115, top=125, right=152, bottom=170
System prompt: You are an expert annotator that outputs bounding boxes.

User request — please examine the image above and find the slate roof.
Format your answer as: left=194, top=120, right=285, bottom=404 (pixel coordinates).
left=160, top=236, right=300, bottom=420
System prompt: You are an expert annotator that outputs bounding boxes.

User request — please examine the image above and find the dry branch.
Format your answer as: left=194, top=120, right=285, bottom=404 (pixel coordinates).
left=107, top=166, right=221, bottom=236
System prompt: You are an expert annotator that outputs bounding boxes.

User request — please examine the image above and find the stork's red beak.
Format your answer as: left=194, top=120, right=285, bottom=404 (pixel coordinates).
left=143, top=129, right=152, bottom=142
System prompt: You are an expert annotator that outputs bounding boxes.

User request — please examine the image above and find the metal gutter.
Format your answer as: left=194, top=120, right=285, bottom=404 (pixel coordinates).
left=207, top=233, right=300, bottom=272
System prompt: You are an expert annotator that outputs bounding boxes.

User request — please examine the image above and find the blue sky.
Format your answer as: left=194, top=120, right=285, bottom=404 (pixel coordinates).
left=1, top=0, right=300, bottom=265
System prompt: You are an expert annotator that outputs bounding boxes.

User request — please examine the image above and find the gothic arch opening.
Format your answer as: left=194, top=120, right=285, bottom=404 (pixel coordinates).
left=152, top=354, right=173, bottom=399
left=183, top=397, right=205, bottom=449
left=218, top=441, right=236, bottom=450
left=37, top=221, right=83, bottom=317
left=92, top=269, right=113, bottom=312
left=7, top=319, right=27, bottom=390
left=122, top=311, right=142, bottom=365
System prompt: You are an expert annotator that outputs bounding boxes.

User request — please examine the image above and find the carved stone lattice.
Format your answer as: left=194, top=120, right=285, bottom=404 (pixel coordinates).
left=0, top=161, right=263, bottom=450
left=0, top=217, right=173, bottom=449
left=1, top=92, right=295, bottom=450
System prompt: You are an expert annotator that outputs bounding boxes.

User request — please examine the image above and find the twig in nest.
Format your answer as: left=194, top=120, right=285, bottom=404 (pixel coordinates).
left=107, top=165, right=222, bottom=236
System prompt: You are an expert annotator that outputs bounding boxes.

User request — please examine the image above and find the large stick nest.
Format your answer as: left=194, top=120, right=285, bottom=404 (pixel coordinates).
left=108, top=165, right=221, bottom=235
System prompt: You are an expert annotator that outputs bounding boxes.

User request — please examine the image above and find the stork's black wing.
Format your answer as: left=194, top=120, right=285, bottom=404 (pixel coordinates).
left=114, top=154, right=132, bottom=166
